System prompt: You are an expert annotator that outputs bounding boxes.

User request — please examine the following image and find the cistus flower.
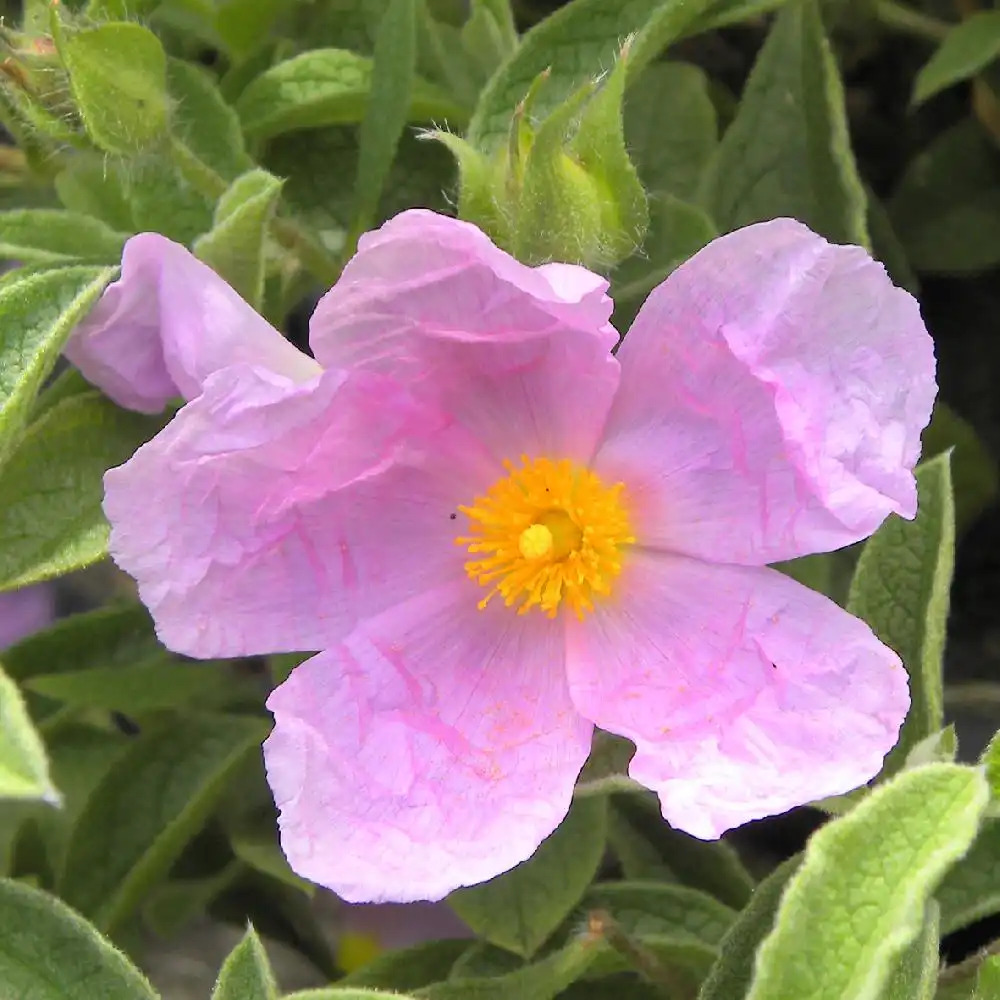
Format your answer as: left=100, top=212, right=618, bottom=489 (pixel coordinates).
left=335, top=902, right=471, bottom=972
left=0, top=585, right=55, bottom=650
left=66, top=210, right=936, bottom=902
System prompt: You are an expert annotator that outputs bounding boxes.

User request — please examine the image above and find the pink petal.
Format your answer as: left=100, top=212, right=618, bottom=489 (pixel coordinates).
left=595, top=219, right=936, bottom=564
left=0, top=585, right=54, bottom=649
left=66, top=233, right=319, bottom=412
left=104, top=364, right=494, bottom=658
left=566, top=550, right=908, bottom=838
left=308, top=210, right=620, bottom=464
left=341, top=903, right=472, bottom=950
left=339, top=902, right=471, bottom=950
left=264, top=582, right=592, bottom=902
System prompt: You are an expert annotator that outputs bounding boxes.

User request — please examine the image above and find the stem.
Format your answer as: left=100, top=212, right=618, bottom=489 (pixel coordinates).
left=168, top=135, right=342, bottom=288
left=874, top=0, right=951, bottom=42
left=588, top=910, right=696, bottom=1000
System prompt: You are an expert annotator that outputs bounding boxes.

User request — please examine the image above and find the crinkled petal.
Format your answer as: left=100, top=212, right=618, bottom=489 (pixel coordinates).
left=595, top=219, right=936, bottom=564
left=566, top=550, right=908, bottom=838
left=66, top=233, right=319, bottom=412
left=308, top=210, right=620, bottom=464
left=264, top=582, right=592, bottom=902
left=104, top=364, right=494, bottom=658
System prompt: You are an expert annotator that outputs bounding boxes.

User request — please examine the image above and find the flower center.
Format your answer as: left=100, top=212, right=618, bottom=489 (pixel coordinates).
left=457, top=456, right=634, bottom=618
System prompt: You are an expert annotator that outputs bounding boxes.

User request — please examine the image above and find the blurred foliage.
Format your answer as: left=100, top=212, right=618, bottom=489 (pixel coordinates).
left=1, top=0, right=1000, bottom=996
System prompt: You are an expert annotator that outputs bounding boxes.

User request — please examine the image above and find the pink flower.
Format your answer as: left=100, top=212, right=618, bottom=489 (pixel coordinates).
left=335, top=902, right=470, bottom=972
left=0, top=585, right=55, bottom=650
left=67, top=210, right=935, bottom=902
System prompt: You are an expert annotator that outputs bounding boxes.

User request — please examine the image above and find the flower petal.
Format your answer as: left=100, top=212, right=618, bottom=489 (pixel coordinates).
left=104, top=364, right=492, bottom=658
left=66, top=233, right=319, bottom=412
left=0, top=585, right=54, bottom=650
left=595, top=219, right=936, bottom=563
left=566, top=550, right=908, bottom=838
left=264, top=582, right=592, bottom=902
left=308, top=210, right=620, bottom=464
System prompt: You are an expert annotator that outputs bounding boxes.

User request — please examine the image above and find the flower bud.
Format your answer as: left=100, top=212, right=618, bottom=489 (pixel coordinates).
left=427, top=42, right=647, bottom=270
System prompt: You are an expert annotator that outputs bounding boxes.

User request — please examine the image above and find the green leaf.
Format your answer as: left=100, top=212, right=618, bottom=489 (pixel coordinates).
left=0, top=266, right=115, bottom=458
left=2, top=603, right=156, bottom=683
left=585, top=925, right=716, bottom=987
left=975, top=954, right=1000, bottom=999
left=144, top=862, right=242, bottom=937
left=285, top=991, right=421, bottom=999
left=166, top=58, right=254, bottom=182
left=350, top=0, right=417, bottom=241
left=417, top=938, right=599, bottom=1000
left=58, top=713, right=268, bottom=932
left=847, top=454, right=954, bottom=775
left=904, top=725, right=958, bottom=770
left=0, top=661, right=57, bottom=803
left=34, top=725, right=129, bottom=877
left=867, top=190, right=919, bottom=295
left=468, top=0, right=713, bottom=153
left=236, top=49, right=466, bottom=141
left=559, top=974, right=662, bottom=1000
left=583, top=882, right=736, bottom=947
left=624, top=61, right=718, bottom=200
left=339, top=939, right=472, bottom=991
left=86, top=0, right=159, bottom=16
left=212, top=925, right=278, bottom=1000
left=574, top=731, right=640, bottom=798
left=744, top=764, right=989, bottom=1000
left=698, top=858, right=801, bottom=1000
left=230, top=828, right=315, bottom=896
left=937, top=819, right=1000, bottom=934
left=462, top=0, right=518, bottom=81
left=0, top=394, right=162, bottom=591
left=193, top=169, right=283, bottom=310
left=214, top=0, right=288, bottom=60
left=888, top=118, right=1000, bottom=274
left=61, top=23, right=169, bottom=155
left=611, top=193, right=717, bottom=330
left=55, top=158, right=136, bottom=233
left=882, top=902, right=939, bottom=1000
left=913, top=12, right=1000, bottom=105
left=124, top=158, right=215, bottom=246
left=0, top=211, right=127, bottom=266
left=699, top=0, right=869, bottom=246
left=775, top=552, right=836, bottom=599
left=609, top=794, right=754, bottom=909
left=447, top=941, right=524, bottom=979
left=449, top=796, right=607, bottom=957
left=25, top=660, right=235, bottom=713
left=0, top=878, right=158, bottom=999
left=266, top=126, right=451, bottom=237
left=922, top=403, right=998, bottom=534
left=31, top=367, right=100, bottom=423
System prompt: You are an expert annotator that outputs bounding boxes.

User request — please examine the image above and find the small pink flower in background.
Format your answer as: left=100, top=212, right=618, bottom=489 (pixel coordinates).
left=0, top=585, right=54, bottom=650
left=335, top=902, right=470, bottom=972
left=67, top=210, right=936, bottom=902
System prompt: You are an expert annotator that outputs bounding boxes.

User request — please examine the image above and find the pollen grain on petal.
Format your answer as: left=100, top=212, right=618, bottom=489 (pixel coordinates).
left=456, top=456, right=634, bottom=618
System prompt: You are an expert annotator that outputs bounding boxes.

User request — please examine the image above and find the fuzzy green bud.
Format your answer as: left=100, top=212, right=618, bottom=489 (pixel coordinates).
left=427, top=42, right=648, bottom=270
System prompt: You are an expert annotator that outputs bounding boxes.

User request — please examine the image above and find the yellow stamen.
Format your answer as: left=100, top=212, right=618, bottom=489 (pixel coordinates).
left=457, top=456, right=635, bottom=618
